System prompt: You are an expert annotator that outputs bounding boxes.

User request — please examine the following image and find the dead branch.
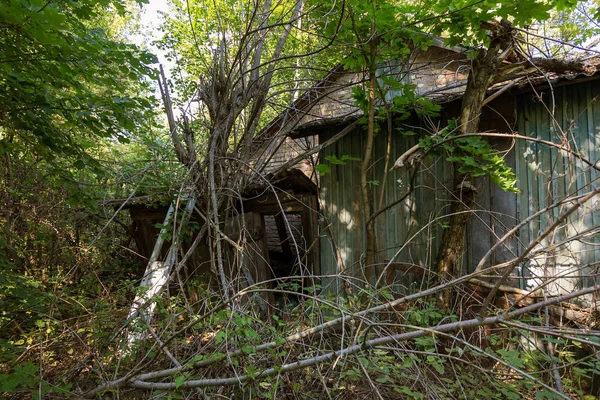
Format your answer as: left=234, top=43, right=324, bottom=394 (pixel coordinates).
left=392, top=131, right=600, bottom=175
left=480, top=187, right=600, bottom=317
left=84, top=284, right=600, bottom=395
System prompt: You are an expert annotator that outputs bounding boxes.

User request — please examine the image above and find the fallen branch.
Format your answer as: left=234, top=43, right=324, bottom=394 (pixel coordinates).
left=97, top=285, right=599, bottom=393
left=393, top=132, right=600, bottom=173
left=468, top=279, right=592, bottom=325
left=82, top=271, right=600, bottom=397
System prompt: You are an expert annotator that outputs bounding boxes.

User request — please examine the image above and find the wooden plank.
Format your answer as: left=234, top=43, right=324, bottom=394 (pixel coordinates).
left=243, top=191, right=303, bottom=210
left=274, top=213, right=293, bottom=258
left=554, top=86, right=567, bottom=242
left=308, top=195, right=321, bottom=278
left=351, top=124, right=364, bottom=281
left=518, top=95, right=533, bottom=286
left=583, top=83, right=597, bottom=288
left=241, top=212, right=270, bottom=286
left=317, top=129, right=340, bottom=293
left=590, top=81, right=600, bottom=281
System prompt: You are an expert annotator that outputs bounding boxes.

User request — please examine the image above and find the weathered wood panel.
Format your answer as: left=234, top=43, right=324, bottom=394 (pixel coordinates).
left=318, top=118, right=454, bottom=295
left=469, top=80, right=600, bottom=299
left=318, top=78, right=600, bottom=300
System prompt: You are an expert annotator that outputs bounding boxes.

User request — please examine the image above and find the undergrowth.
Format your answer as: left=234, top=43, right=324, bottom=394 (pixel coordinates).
left=3, top=277, right=599, bottom=399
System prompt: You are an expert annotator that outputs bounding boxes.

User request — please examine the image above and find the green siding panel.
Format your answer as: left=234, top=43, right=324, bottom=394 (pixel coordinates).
left=516, top=80, right=600, bottom=296
left=318, top=79, right=600, bottom=298
left=319, top=120, right=453, bottom=295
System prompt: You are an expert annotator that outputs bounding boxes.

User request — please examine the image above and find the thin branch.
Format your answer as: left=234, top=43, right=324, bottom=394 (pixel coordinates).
left=480, top=186, right=600, bottom=317
left=99, top=285, right=600, bottom=392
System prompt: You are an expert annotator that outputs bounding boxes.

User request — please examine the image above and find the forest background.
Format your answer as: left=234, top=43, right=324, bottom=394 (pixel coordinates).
left=2, top=0, right=600, bottom=398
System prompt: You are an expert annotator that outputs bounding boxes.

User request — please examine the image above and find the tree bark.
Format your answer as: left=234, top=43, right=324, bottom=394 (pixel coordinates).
left=361, top=33, right=378, bottom=287
left=436, top=21, right=514, bottom=307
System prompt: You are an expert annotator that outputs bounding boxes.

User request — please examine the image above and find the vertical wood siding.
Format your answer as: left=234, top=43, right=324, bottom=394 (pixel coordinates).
left=318, top=79, right=600, bottom=299
left=515, top=80, right=600, bottom=297
left=319, top=121, right=453, bottom=295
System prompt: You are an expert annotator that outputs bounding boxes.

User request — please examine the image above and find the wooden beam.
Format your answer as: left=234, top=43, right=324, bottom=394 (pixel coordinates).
left=274, top=213, right=293, bottom=259
left=243, top=191, right=305, bottom=212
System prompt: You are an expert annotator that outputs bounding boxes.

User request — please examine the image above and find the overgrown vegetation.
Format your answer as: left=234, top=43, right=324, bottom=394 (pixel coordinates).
left=2, top=0, right=600, bottom=398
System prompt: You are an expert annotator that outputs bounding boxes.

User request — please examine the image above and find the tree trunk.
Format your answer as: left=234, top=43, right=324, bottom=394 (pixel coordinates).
left=361, top=33, right=378, bottom=287
left=436, top=21, right=514, bottom=307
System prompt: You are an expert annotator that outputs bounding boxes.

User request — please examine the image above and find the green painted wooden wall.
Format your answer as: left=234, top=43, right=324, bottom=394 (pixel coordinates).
left=318, top=78, right=600, bottom=299
left=514, top=79, right=600, bottom=297
left=319, top=119, right=454, bottom=295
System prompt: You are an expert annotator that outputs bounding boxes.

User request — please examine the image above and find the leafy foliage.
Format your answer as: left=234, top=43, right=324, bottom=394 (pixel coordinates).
left=418, top=121, right=519, bottom=193
left=0, top=1, right=167, bottom=397
left=315, top=154, right=360, bottom=175
left=1, top=0, right=599, bottom=398
left=0, top=0, right=157, bottom=164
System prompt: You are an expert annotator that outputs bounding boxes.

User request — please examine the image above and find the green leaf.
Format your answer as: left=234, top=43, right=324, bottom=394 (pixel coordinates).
left=315, top=164, right=331, bottom=175
left=243, top=327, right=259, bottom=338
left=325, top=155, right=344, bottom=165
left=74, top=160, right=86, bottom=170
left=259, top=381, right=271, bottom=389
left=174, top=375, right=185, bottom=389
left=496, top=349, right=524, bottom=369
left=245, top=364, right=258, bottom=378
left=215, top=330, right=226, bottom=344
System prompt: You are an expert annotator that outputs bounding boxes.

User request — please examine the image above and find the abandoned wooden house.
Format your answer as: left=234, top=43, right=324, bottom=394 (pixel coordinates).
left=257, top=42, right=600, bottom=304
left=121, top=39, right=600, bottom=311
left=119, top=168, right=318, bottom=301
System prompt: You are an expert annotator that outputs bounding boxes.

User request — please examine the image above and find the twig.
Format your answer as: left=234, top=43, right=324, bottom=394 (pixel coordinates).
left=479, top=187, right=600, bottom=318
left=105, top=285, right=599, bottom=392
